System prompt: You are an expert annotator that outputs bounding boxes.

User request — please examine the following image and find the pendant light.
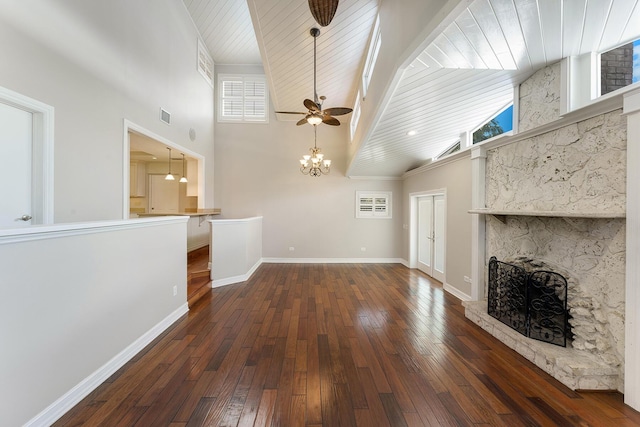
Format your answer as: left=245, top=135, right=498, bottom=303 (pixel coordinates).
left=179, top=153, right=188, bottom=183
left=165, top=147, right=175, bottom=180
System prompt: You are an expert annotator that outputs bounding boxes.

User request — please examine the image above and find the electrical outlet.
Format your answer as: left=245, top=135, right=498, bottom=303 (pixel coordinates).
left=173, top=285, right=178, bottom=296
left=361, top=247, right=367, bottom=252
left=289, top=247, right=295, bottom=251
left=464, top=276, right=471, bottom=283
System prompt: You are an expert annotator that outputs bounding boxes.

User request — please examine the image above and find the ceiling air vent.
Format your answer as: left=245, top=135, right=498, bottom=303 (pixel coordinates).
left=160, top=108, right=171, bottom=125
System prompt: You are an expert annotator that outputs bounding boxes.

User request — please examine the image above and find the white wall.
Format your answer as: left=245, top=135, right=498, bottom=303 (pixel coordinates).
left=0, top=0, right=215, bottom=223
left=214, top=65, right=403, bottom=260
left=0, top=218, right=188, bottom=426
left=403, top=155, right=473, bottom=296
left=211, top=217, right=263, bottom=286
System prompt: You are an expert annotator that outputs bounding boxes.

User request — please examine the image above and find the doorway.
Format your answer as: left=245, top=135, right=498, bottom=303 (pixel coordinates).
left=409, top=190, right=446, bottom=283
left=123, top=120, right=205, bottom=219
left=0, top=87, right=54, bottom=228
left=417, top=194, right=445, bottom=282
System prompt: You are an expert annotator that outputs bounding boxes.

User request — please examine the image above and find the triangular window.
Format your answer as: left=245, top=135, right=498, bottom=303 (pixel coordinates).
left=472, top=104, right=513, bottom=144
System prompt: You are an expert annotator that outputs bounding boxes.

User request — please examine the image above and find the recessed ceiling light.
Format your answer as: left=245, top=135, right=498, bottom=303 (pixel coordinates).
left=406, top=130, right=417, bottom=136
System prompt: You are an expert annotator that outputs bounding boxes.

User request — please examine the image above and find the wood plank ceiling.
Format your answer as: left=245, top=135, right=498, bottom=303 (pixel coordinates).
left=183, top=0, right=640, bottom=178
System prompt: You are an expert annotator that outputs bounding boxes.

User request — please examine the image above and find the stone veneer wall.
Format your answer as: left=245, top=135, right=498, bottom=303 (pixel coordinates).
left=519, top=62, right=561, bottom=132
left=486, top=109, right=627, bottom=213
left=481, top=62, right=628, bottom=391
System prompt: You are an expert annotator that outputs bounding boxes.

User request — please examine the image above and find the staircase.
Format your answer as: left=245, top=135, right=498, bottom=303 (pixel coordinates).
left=187, top=245, right=211, bottom=307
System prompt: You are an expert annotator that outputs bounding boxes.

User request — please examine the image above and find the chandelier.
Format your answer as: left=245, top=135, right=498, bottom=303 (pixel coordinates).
left=299, top=126, right=331, bottom=177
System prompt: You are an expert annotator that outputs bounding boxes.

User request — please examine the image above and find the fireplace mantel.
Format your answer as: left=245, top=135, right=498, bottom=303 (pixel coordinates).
left=469, top=208, right=625, bottom=223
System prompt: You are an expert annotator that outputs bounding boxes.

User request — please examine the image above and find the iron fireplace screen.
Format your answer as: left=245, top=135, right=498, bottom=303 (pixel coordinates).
left=488, top=257, right=569, bottom=347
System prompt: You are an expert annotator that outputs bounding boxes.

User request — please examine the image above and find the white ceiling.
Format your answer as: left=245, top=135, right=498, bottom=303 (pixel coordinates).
left=182, top=0, right=640, bottom=177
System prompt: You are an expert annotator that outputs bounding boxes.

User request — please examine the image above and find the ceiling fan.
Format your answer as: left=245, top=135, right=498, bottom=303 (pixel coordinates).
left=276, top=28, right=352, bottom=127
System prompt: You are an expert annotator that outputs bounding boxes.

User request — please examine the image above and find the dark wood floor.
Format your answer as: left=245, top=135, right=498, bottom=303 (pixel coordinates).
left=55, top=263, right=640, bottom=426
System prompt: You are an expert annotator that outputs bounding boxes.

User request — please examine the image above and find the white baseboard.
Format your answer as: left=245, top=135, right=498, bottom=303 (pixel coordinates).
left=212, top=258, right=263, bottom=288
left=444, top=283, right=472, bottom=301
left=25, top=303, right=189, bottom=427
left=261, top=257, right=406, bottom=264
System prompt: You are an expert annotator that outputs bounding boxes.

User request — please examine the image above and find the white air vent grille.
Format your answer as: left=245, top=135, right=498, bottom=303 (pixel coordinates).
left=160, top=108, right=171, bottom=125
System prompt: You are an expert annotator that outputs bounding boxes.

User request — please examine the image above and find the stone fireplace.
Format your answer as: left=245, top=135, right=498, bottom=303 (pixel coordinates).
left=465, top=213, right=625, bottom=390
left=464, top=62, right=627, bottom=392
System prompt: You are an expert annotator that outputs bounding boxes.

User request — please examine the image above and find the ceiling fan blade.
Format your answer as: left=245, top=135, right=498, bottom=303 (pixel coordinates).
left=322, top=116, right=340, bottom=126
left=323, top=107, right=353, bottom=116
left=296, top=117, right=309, bottom=126
left=304, top=99, right=320, bottom=112
left=276, top=111, right=307, bottom=115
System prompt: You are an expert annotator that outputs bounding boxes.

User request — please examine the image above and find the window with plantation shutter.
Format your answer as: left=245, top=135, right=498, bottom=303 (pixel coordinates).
left=218, top=75, right=269, bottom=123
left=356, top=191, right=392, bottom=219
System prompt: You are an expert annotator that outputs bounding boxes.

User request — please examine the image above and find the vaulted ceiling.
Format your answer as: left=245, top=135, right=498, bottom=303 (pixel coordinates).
left=183, top=0, right=640, bottom=177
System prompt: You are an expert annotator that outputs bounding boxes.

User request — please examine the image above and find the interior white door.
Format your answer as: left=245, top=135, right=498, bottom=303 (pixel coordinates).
left=417, top=195, right=445, bottom=282
left=0, top=101, right=33, bottom=228
left=149, top=174, right=179, bottom=213
left=417, top=197, right=433, bottom=275
left=433, top=195, right=445, bottom=282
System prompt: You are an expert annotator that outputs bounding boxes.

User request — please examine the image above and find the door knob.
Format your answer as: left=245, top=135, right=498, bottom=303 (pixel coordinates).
left=20, top=214, right=32, bottom=221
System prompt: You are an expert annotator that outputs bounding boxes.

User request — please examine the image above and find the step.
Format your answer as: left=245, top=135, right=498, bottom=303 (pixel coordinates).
left=188, top=269, right=211, bottom=307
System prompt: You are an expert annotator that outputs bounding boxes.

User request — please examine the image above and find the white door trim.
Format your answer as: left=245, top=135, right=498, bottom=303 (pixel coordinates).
left=122, top=120, right=205, bottom=219
left=0, top=86, right=54, bottom=225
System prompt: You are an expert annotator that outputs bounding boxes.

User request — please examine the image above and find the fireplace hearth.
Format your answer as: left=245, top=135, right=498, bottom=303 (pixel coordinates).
left=487, top=256, right=570, bottom=347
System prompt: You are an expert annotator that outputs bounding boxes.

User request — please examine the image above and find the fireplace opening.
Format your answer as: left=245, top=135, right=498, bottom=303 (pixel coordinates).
left=488, top=256, right=571, bottom=347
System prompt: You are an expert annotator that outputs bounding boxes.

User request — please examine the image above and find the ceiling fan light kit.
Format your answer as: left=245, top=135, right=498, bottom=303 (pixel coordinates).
left=308, top=0, right=339, bottom=27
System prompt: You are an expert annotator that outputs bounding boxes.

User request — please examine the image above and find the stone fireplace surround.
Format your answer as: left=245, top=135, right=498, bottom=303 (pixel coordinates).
left=464, top=62, right=630, bottom=392
left=465, top=106, right=627, bottom=389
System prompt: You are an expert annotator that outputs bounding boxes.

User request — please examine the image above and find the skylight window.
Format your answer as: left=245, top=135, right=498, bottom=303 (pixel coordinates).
left=197, top=39, right=213, bottom=87
left=218, top=74, right=269, bottom=123
left=600, top=38, right=640, bottom=96
left=472, top=104, right=513, bottom=144
left=435, top=141, right=460, bottom=160
left=350, top=91, right=361, bottom=141
left=362, top=15, right=381, bottom=98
